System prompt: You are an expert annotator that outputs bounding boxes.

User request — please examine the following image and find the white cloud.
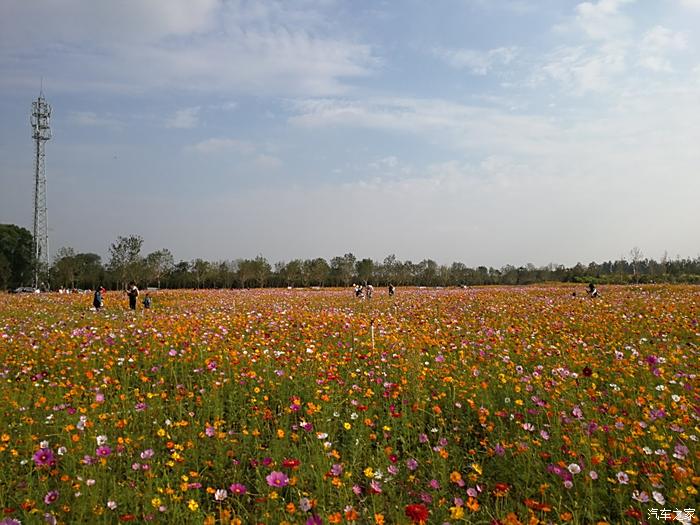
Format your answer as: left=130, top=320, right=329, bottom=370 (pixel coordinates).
left=538, top=43, right=627, bottom=93
left=190, top=138, right=256, bottom=154
left=435, top=46, right=519, bottom=75
left=678, top=0, right=700, bottom=9
left=0, top=0, right=377, bottom=96
left=290, top=97, right=562, bottom=156
left=68, top=111, right=123, bottom=129
left=165, top=107, right=200, bottom=129
left=570, top=0, right=636, bottom=40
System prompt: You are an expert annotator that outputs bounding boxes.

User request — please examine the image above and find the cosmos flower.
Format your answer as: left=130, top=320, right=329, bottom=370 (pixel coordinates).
left=265, top=471, right=289, bottom=488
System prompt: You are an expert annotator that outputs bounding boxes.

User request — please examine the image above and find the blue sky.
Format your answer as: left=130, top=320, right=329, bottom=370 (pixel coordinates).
left=1, top=0, right=699, bottom=267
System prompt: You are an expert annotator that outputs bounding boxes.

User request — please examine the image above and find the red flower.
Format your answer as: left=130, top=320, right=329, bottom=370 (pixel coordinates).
left=405, top=503, right=429, bottom=523
left=282, top=458, right=301, bottom=469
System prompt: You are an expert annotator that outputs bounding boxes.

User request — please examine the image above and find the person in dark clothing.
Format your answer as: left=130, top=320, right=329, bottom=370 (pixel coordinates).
left=142, top=293, right=152, bottom=309
left=93, top=287, right=103, bottom=311
left=388, top=284, right=395, bottom=297
left=587, top=282, right=599, bottom=298
left=126, top=282, right=139, bottom=310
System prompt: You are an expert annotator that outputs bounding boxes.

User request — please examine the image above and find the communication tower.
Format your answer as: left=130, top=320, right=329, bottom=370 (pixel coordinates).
left=31, top=92, right=51, bottom=288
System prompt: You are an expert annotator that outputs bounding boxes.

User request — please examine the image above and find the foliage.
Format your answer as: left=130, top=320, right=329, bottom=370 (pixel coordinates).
left=0, top=223, right=34, bottom=289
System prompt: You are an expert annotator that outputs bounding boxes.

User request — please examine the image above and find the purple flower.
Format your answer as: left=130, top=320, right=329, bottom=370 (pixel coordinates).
left=96, top=445, right=111, bottom=457
left=265, top=471, right=289, bottom=488
left=205, top=426, right=215, bottom=437
left=299, top=497, right=312, bottom=512
left=330, top=463, right=343, bottom=477
left=406, top=458, right=418, bottom=471
left=305, top=515, right=323, bottom=525
left=140, top=449, right=154, bottom=460
left=616, top=471, right=629, bottom=484
left=44, top=490, right=59, bottom=505
left=0, top=519, right=23, bottom=525
left=494, top=443, right=505, bottom=456
left=228, top=483, right=247, bottom=495
left=33, top=448, right=55, bottom=467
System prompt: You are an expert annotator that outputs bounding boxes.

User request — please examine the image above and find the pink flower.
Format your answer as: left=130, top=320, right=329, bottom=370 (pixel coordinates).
left=616, top=471, right=629, bottom=484
left=265, top=471, right=289, bottom=488
left=228, top=483, right=247, bottom=495
left=33, top=448, right=55, bottom=467
left=96, top=445, right=111, bottom=457
left=44, top=490, right=59, bottom=505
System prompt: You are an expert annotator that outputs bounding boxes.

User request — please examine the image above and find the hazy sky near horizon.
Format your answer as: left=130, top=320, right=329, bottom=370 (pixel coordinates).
left=1, top=0, right=699, bottom=267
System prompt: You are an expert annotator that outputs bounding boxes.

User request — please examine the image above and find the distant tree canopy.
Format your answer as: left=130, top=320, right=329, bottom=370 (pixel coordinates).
left=2, top=225, right=699, bottom=291
left=0, top=224, right=34, bottom=289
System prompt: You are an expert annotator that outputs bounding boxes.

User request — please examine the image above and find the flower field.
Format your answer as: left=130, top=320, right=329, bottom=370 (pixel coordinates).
left=0, top=286, right=698, bottom=525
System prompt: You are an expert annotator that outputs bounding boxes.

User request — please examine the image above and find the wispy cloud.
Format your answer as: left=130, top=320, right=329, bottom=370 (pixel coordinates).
left=0, top=0, right=377, bottom=96
left=190, top=138, right=256, bottom=155
left=67, top=111, right=124, bottom=129
left=434, top=46, right=519, bottom=75
left=165, top=107, right=201, bottom=129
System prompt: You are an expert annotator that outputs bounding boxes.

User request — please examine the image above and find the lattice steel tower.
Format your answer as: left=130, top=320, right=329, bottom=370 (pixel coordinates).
left=31, top=92, right=51, bottom=288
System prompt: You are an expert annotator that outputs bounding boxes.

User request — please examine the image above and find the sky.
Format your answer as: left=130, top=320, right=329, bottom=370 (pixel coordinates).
left=1, top=0, right=699, bottom=268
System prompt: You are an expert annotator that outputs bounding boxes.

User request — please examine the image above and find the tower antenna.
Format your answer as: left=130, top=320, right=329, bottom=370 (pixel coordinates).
left=31, top=91, right=51, bottom=289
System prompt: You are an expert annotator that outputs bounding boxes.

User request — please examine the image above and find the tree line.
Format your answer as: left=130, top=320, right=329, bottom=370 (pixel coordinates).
left=1, top=224, right=699, bottom=290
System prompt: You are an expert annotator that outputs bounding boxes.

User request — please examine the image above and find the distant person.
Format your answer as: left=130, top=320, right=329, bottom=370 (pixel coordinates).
left=126, top=282, right=139, bottom=310
left=365, top=284, right=374, bottom=299
left=93, top=287, right=103, bottom=311
left=354, top=284, right=363, bottom=298
left=388, top=284, right=395, bottom=296
left=143, top=293, right=152, bottom=309
left=587, top=283, right=599, bottom=298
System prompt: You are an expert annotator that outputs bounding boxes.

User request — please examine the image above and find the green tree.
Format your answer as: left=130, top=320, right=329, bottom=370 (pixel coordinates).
left=144, top=249, right=174, bottom=288
left=307, top=258, right=330, bottom=286
left=355, top=258, right=374, bottom=284
left=108, top=235, right=143, bottom=289
left=330, top=253, right=356, bottom=286
left=52, top=247, right=78, bottom=288
left=0, top=224, right=34, bottom=289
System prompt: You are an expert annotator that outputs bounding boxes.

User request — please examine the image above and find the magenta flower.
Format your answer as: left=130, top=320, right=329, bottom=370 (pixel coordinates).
left=33, top=447, right=56, bottom=467
left=96, top=445, right=112, bottom=457
left=266, top=471, right=289, bottom=488
left=229, top=483, right=247, bottom=495
left=406, top=458, right=418, bottom=471
left=306, top=515, right=322, bottom=525
left=44, top=490, right=59, bottom=505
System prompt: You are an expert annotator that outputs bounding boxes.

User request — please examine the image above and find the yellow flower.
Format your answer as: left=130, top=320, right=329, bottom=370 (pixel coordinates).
left=471, top=463, right=483, bottom=475
left=343, top=422, right=352, bottom=430
left=364, top=467, right=374, bottom=478
left=151, top=498, right=161, bottom=508
left=187, top=499, right=199, bottom=511
left=450, top=506, right=465, bottom=519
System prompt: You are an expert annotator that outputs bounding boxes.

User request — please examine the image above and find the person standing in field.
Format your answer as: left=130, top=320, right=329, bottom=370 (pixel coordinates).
left=388, top=284, right=395, bottom=297
left=93, top=287, right=103, bottom=311
left=126, top=282, right=139, bottom=310
left=142, top=293, right=152, bottom=309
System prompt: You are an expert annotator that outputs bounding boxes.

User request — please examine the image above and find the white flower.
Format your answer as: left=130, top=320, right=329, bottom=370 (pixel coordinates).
left=40, top=440, right=49, bottom=449
left=107, top=500, right=117, bottom=510
left=652, top=491, right=665, bottom=505
left=671, top=394, right=681, bottom=402
left=214, top=489, right=227, bottom=501
left=96, top=435, right=108, bottom=446
left=567, top=463, right=581, bottom=474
